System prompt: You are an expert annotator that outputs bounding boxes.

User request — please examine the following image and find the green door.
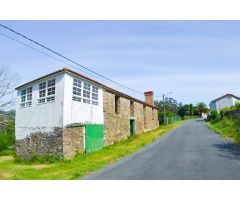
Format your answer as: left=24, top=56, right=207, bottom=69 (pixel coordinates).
left=85, top=124, right=104, bottom=153
left=130, top=119, right=135, bottom=136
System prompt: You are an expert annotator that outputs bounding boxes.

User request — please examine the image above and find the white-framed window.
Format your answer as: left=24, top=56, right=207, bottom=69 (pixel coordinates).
left=20, top=86, right=32, bottom=108
left=92, top=85, right=99, bottom=105
left=72, top=78, right=82, bottom=102
left=72, top=78, right=99, bottom=105
left=83, top=82, right=91, bottom=104
left=38, top=78, right=55, bottom=104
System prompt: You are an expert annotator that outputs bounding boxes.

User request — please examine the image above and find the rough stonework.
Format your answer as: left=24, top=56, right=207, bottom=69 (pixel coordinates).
left=145, top=106, right=153, bottom=130
left=144, top=91, right=154, bottom=106
left=103, top=90, right=159, bottom=146
left=103, top=91, right=131, bottom=145
left=63, top=126, right=85, bottom=158
left=15, top=127, right=63, bottom=160
left=133, top=102, right=145, bottom=134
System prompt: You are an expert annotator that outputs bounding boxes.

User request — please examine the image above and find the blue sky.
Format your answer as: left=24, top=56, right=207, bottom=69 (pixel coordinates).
left=1, top=20, right=240, bottom=105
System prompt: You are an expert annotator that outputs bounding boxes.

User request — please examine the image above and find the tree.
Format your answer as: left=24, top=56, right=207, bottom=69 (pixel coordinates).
left=0, top=67, right=18, bottom=152
left=189, top=104, right=194, bottom=116
left=195, top=102, right=209, bottom=115
left=0, top=67, right=18, bottom=128
left=155, top=97, right=180, bottom=114
left=177, top=104, right=190, bottom=118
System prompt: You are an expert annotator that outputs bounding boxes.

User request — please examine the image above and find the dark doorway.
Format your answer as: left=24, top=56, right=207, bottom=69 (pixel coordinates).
left=130, top=119, right=136, bottom=136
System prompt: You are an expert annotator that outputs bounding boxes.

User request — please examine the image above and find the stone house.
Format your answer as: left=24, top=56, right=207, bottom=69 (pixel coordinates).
left=15, top=68, right=159, bottom=159
left=209, top=94, right=240, bottom=113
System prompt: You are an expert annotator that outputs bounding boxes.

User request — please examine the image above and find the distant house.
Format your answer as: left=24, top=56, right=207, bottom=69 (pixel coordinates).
left=15, top=68, right=159, bottom=159
left=209, top=94, right=240, bottom=112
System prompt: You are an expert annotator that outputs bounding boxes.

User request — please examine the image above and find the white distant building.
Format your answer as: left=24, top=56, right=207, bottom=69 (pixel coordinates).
left=209, top=94, right=240, bottom=112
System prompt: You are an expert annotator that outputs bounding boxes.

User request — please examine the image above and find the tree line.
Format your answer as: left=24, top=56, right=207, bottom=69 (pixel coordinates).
left=155, top=97, right=209, bottom=124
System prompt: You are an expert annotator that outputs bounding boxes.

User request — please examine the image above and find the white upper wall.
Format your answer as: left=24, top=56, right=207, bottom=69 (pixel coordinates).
left=15, top=73, right=65, bottom=140
left=62, top=73, right=104, bottom=126
left=16, top=71, right=104, bottom=140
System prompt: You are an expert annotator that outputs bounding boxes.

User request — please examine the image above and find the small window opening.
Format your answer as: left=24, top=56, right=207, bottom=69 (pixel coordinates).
left=130, top=101, right=134, bottom=116
left=115, top=95, right=120, bottom=114
left=143, top=105, right=147, bottom=129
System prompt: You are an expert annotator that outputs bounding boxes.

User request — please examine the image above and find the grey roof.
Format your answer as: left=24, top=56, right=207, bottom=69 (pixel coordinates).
left=210, top=93, right=240, bottom=103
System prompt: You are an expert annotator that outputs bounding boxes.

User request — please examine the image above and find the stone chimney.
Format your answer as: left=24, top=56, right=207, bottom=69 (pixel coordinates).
left=144, top=91, right=154, bottom=106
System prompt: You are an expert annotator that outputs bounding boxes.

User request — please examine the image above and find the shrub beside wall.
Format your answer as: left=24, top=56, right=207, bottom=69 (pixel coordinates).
left=0, top=121, right=15, bottom=153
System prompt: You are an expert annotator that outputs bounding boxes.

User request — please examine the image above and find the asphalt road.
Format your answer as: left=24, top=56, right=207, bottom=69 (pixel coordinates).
left=85, top=120, right=240, bottom=180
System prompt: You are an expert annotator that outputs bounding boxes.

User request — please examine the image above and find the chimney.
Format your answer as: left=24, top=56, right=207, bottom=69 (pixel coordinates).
left=144, top=91, right=154, bottom=106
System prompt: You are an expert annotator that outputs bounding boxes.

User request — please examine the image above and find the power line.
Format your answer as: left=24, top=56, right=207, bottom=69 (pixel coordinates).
left=0, top=32, right=107, bottom=81
left=0, top=23, right=143, bottom=95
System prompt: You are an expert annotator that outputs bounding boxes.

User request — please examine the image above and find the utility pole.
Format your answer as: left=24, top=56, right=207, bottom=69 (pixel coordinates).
left=163, top=94, right=166, bottom=125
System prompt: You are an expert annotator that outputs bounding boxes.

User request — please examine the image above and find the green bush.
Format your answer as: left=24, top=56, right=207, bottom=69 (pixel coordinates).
left=207, top=110, right=220, bottom=122
left=0, top=121, right=15, bottom=152
left=234, top=102, right=240, bottom=110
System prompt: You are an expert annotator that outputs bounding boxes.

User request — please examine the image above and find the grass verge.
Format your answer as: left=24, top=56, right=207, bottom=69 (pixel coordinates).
left=0, top=121, right=184, bottom=180
left=207, top=118, right=240, bottom=144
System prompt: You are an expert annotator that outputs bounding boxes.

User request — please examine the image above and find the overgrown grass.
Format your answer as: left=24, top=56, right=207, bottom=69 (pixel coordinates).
left=0, top=121, right=184, bottom=180
left=208, top=118, right=240, bottom=144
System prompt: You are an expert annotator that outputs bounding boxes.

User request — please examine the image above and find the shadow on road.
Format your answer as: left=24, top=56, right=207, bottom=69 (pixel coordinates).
left=213, top=142, right=240, bottom=161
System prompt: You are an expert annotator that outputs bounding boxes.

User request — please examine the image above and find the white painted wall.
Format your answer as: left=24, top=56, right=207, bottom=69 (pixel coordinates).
left=15, top=73, right=65, bottom=140
left=15, top=71, right=104, bottom=140
left=62, top=73, right=104, bottom=126
left=213, top=95, right=240, bottom=112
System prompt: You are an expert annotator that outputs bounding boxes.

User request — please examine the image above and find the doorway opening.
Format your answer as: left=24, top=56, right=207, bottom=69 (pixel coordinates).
left=130, top=119, right=136, bottom=136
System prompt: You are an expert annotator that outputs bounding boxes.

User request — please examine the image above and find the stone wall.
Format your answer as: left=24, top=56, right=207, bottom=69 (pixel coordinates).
left=133, top=102, right=145, bottom=134
left=103, top=90, right=159, bottom=146
left=103, top=91, right=131, bottom=145
left=153, top=109, right=159, bottom=128
left=16, top=126, right=86, bottom=159
left=145, top=106, right=153, bottom=130
left=15, top=127, right=63, bottom=160
left=63, top=125, right=85, bottom=158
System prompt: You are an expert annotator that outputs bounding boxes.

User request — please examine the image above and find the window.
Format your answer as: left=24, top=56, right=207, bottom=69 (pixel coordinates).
left=47, top=96, right=55, bottom=102
left=72, top=79, right=82, bottom=102
left=92, top=85, right=99, bottom=105
left=92, top=85, right=98, bottom=93
left=152, top=108, right=154, bottom=120
left=39, top=82, right=46, bottom=98
left=20, top=87, right=32, bottom=108
left=72, top=96, right=81, bottom=102
left=83, top=98, right=91, bottom=104
left=115, top=95, right=120, bottom=114
left=130, top=101, right=134, bottom=116
left=84, top=82, right=91, bottom=91
left=83, top=90, right=90, bottom=98
left=72, top=79, right=99, bottom=105
left=73, top=87, right=81, bottom=96
left=82, top=82, right=91, bottom=104
left=47, top=79, right=55, bottom=95
left=38, top=78, right=55, bottom=104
